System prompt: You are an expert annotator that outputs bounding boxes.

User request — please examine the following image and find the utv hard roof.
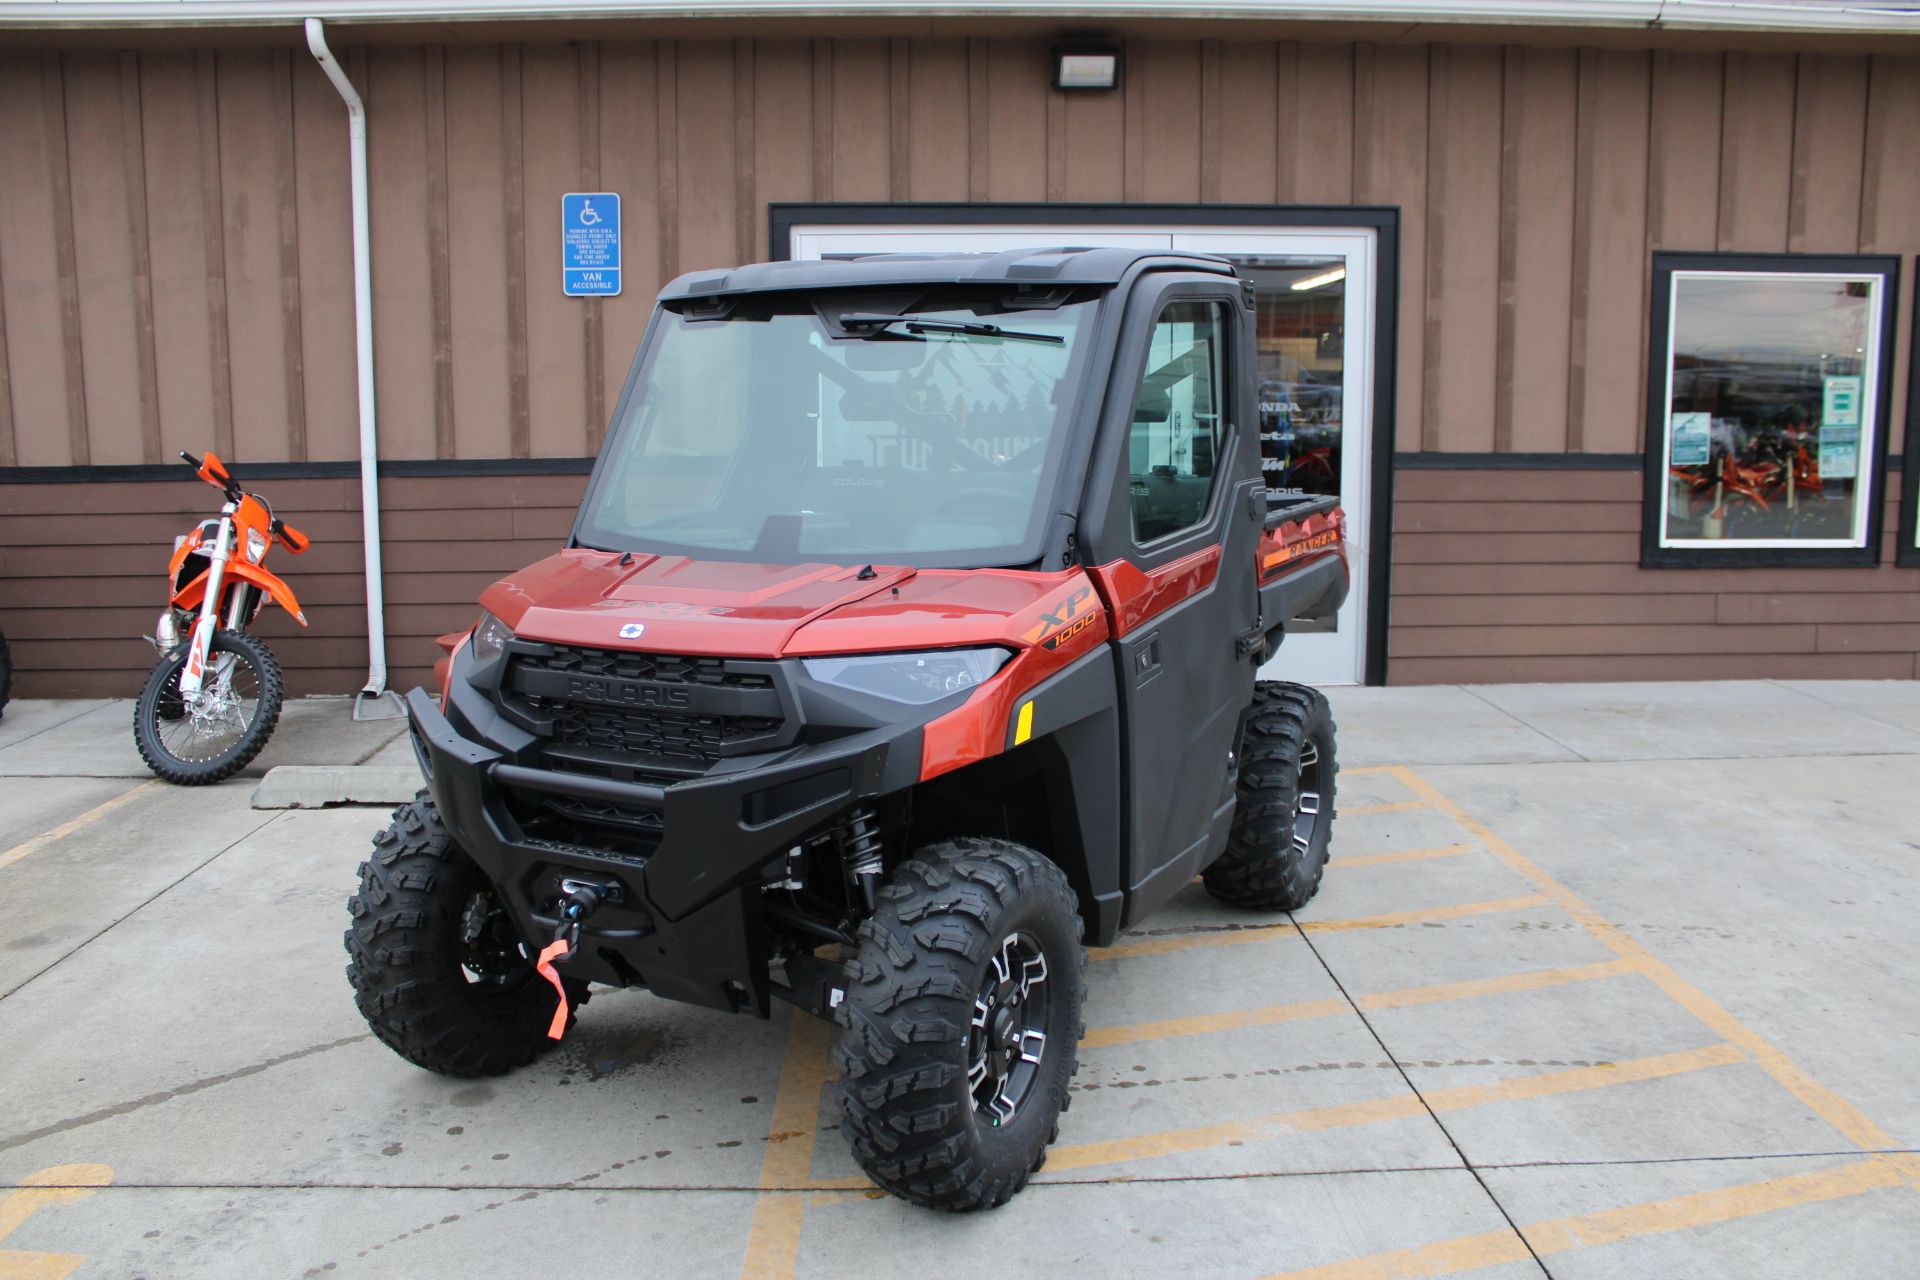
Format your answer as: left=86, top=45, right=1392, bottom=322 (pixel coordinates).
left=659, top=247, right=1236, bottom=301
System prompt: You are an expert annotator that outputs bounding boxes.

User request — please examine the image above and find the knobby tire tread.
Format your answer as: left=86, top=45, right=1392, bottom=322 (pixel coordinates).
left=833, top=837, right=1086, bottom=1212
left=1203, top=681, right=1336, bottom=912
left=133, top=628, right=283, bottom=786
left=344, top=791, right=584, bottom=1078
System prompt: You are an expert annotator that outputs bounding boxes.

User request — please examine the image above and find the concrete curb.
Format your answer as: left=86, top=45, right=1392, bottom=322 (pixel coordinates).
left=251, top=764, right=423, bottom=810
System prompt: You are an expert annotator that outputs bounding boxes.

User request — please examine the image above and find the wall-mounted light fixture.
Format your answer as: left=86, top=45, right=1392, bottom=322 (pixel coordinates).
left=1052, top=43, right=1121, bottom=91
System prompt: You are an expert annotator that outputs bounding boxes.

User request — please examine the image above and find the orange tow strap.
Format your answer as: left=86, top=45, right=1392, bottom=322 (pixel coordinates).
left=535, top=938, right=572, bottom=1040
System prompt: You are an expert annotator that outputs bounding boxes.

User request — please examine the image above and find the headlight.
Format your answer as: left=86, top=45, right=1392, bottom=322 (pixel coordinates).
left=803, top=648, right=1010, bottom=705
left=469, top=611, right=515, bottom=664
left=245, top=529, right=269, bottom=563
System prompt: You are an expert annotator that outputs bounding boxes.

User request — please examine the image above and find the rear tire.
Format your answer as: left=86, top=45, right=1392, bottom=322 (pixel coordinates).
left=1204, top=681, right=1336, bottom=912
left=834, top=837, right=1085, bottom=1211
left=345, top=793, right=586, bottom=1078
left=133, top=628, right=281, bottom=785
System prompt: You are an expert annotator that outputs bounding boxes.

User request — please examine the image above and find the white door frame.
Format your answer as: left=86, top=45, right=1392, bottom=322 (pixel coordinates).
left=778, top=206, right=1398, bottom=685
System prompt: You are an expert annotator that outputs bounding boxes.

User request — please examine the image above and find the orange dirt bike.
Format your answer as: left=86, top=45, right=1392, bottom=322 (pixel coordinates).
left=136, top=450, right=311, bottom=784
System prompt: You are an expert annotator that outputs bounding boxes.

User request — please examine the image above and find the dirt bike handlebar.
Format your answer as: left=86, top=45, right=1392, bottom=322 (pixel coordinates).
left=178, top=450, right=309, bottom=553
left=179, top=449, right=243, bottom=502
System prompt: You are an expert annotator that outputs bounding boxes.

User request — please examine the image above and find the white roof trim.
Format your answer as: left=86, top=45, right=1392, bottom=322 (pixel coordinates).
left=3, top=1, right=1918, bottom=34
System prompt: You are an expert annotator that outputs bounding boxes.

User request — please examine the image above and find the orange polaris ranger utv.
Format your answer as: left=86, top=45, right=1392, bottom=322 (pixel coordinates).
left=346, top=250, right=1347, bottom=1210
left=137, top=451, right=311, bottom=785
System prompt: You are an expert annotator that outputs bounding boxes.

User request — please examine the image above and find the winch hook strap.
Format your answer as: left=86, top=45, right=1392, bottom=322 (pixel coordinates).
left=535, top=938, right=572, bottom=1041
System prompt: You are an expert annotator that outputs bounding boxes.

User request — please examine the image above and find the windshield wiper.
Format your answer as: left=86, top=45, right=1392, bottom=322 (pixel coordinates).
left=838, top=313, right=1063, bottom=345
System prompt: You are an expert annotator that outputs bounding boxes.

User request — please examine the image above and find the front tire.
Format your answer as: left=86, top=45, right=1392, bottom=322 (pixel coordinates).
left=1203, top=681, right=1337, bottom=912
left=345, top=794, right=585, bottom=1078
left=133, top=628, right=282, bottom=785
left=834, top=837, right=1086, bottom=1211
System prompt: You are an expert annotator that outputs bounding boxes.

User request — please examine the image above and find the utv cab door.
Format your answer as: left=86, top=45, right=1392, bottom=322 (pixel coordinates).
left=1084, top=277, right=1263, bottom=927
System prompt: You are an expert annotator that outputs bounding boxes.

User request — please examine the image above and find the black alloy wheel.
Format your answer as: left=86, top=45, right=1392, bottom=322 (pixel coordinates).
left=460, top=888, right=538, bottom=995
left=969, top=931, right=1052, bottom=1127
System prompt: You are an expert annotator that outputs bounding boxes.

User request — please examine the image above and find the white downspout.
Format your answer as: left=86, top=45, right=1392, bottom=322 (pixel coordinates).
left=305, top=17, right=400, bottom=717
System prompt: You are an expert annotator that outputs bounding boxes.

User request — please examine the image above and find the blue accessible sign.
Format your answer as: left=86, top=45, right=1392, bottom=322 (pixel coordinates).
left=561, top=193, right=621, bottom=297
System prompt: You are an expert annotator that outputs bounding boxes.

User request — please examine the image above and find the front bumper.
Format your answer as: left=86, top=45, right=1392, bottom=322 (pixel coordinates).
left=408, top=677, right=922, bottom=1015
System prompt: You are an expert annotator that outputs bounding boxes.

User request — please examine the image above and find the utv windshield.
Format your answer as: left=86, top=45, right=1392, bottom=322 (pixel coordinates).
left=575, top=292, right=1100, bottom=568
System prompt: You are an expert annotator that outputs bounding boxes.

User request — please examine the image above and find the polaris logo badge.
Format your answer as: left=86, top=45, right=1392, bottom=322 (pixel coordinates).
left=566, top=676, right=691, bottom=709
left=618, top=622, right=646, bottom=639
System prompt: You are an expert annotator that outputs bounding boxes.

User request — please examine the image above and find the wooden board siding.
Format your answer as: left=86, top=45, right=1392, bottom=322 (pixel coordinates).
left=0, top=472, right=591, bottom=698
left=1, top=34, right=1917, bottom=695
left=1390, top=467, right=1920, bottom=684
left=1, top=37, right=1912, bottom=474
left=6, top=465, right=1910, bottom=697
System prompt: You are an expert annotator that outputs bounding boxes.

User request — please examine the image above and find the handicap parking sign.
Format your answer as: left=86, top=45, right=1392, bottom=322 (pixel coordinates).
left=562, top=193, right=621, bottom=297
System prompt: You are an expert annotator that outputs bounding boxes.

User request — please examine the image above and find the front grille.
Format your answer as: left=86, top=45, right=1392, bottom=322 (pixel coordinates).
left=504, top=644, right=786, bottom=774
left=524, top=645, right=774, bottom=690
left=548, top=701, right=782, bottom=767
left=540, top=793, right=665, bottom=834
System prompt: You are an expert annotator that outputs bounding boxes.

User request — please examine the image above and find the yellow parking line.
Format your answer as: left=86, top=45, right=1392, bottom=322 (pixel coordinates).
left=1084, top=959, right=1636, bottom=1050
left=0, top=1164, right=113, bottom=1280
left=1358, top=958, right=1638, bottom=1012
left=749, top=763, right=1920, bottom=1278
left=1393, top=766, right=1920, bottom=1191
left=1422, top=1041, right=1744, bottom=1111
left=1302, top=895, right=1546, bottom=936
left=1083, top=996, right=1351, bottom=1048
left=1036, top=1042, right=1743, bottom=1176
left=1093, top=895, right=1546, bottom=961
left=740, top=1013, right=837, bottom=1280
left=1262, top=1158, right=1903, bottom=1279
left=0, top=782, right=160, bottom=873
left=0, top=1166, right=114, bottom=1245
left=1328, top=843, right=1476, bottom=869
left=1339, top=799, right=1430, bottom=818
left=0, top=1250, right=88, bottom=1280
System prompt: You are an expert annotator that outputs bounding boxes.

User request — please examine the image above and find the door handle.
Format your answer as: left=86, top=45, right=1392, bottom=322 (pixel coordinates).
left=1134, top=632, right=1162, bottom=682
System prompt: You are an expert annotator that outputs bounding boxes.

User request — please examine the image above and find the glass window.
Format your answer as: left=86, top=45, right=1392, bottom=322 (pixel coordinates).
left=1236, top=254, right=1346, bottom=634
left=579, top=296, right=1097, bottom=567
left=1128, top=300, right=1226, bottom=544
left=1903, top=287, right=1920, bottom=570
left=1648, top=255, right=1896, bottom=566
left=1241, top=256, right=1346, bottom=500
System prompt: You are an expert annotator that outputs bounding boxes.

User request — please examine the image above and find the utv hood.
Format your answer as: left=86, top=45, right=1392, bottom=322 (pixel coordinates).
left=479, top=549, right=1082, bottom=658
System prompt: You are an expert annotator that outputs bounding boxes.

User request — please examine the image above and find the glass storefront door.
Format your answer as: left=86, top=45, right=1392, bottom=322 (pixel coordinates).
left=1173, top=231, right=1374, bottom=685
left=788, top=224, right=1375, bottom=685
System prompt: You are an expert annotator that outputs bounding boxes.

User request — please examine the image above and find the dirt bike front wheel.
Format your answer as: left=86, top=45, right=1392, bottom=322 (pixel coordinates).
left=134, top=628, right=284, bottom=785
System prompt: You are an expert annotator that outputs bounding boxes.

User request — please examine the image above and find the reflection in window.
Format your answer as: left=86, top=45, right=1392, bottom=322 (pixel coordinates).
left=1238, top=257, right=1346, bottom=499
left=1235, top=255, right=1345, bottom=632
left=1659, top=272, right=1883, bottom=549
left=1128, top=301, right=1225, bottom=544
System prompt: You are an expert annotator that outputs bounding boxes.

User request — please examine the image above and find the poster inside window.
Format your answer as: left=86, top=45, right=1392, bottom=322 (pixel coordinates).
left=1645, top=254, right=1897, bottom=567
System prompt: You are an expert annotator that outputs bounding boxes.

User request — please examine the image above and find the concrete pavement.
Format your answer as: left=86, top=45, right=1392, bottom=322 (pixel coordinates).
left=1, top=681, right=1917, bottom=1277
